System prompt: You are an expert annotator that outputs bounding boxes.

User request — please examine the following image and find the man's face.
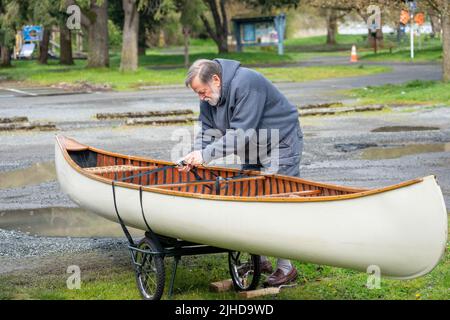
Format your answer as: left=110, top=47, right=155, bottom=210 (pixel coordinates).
left=191, top=74, right=221, bottom=106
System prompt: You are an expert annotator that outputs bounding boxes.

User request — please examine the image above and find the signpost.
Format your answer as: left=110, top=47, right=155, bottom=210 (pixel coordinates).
left=367, top=5, right=381, bottom=54
left=406, top=0, right=417, bottom=59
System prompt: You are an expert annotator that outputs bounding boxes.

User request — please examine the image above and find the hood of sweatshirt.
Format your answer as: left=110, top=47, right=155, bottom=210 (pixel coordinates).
left=213, top=58, right=241, bottom=106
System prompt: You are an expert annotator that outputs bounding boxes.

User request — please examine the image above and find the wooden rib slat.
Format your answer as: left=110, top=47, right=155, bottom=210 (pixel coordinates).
left=249, top=178, right=256, bottom=197
left=242, top=179, right=249, bottom=197
left=257, top=178, right=264, bottom=196
left=167, top=167, right=173, bottom=189
left=285, top=180, right=292, bottom=193
left=172, top=167, right=179, bottom=189
left=116, top=157, right=122, bottom=180
left=264, top=177, right=270, bottom=196
left=235, top=177, right=241, bottom=197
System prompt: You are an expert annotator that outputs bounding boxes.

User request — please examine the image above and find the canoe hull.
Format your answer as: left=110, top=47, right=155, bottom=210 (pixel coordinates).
left=55, top=141, right=448, bottom=280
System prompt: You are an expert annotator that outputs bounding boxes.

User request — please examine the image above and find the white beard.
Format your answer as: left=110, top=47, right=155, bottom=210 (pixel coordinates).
left=206, top=85, right=221, bottom=106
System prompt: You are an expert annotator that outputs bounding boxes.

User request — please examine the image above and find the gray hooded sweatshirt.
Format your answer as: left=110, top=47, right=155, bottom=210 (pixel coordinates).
left=194, top=59, right=302, bottom=165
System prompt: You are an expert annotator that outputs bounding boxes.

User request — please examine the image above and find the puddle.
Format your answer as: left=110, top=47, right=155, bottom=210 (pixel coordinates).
left=335, top=143, right=378, bottom=152
left=0, top=207, right=143, bottom=237
left=361, top=143, right=450, bottom=160
left=0, top=162, right=56, bottom=189
left=371, top=126, right=440, bottom=133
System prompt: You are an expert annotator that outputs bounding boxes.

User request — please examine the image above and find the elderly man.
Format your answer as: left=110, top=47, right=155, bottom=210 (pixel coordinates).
left=180, top=58, right=303, bottom=287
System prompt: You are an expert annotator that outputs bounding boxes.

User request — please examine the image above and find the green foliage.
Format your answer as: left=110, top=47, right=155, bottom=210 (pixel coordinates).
left=108, top=19, right=122, bottom=49
left=242, top=0, right=300, bottom=14
left=349, top=80, right=450, bottom=105
left=31, top=0, right=59, bottom=27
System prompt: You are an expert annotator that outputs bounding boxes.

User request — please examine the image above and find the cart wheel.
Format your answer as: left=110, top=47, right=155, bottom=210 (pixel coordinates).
left=135, top=237, right=165, bottom=300
left=228, top=252, right=261, bottom=291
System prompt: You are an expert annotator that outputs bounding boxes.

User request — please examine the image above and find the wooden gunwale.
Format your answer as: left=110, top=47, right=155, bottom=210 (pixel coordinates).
left=56, top=135, right=424, bottom=203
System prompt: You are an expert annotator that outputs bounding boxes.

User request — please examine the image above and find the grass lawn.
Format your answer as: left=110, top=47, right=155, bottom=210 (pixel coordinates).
left=256, top=65, right=390, bottom=83
left=346, top=80, right=450, bottom=105
left=1, top=215, right=448, bottom=300
left=360, top=46, right=443, bottom=62
left=0, top=33, right=442, bottom=90
left=0, top=59, right=391, bottom=91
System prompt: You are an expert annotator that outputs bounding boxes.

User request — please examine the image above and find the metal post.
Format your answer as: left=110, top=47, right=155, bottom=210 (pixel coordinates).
left=168, top=256, right=180, bottom=299
left=407, top=0, right=417, bottom=59
left=274, top=14, right=286, bottom=55
left=233, top=21, right=242, bottom=53
left=410, top=12, right=414, bottom=59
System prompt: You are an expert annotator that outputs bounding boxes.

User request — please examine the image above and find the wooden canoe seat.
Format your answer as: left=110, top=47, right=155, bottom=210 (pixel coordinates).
left=85, top=165, right=157, bottom=174
left=261, top=189, right=322, bottom=198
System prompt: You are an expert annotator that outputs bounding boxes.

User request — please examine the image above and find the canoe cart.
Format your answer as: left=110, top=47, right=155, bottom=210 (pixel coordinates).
left=55, top=135, right=448, bottom=299
left=113, top=173, right=262, bottom=300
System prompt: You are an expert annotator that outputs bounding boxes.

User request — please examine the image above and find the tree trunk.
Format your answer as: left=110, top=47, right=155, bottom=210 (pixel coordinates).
left=429, top=9, right=442, bottom=38
left=39, top=29, right=51, bottom=64
left=326, top=10, right=338, bottom=45
left=0, top=45, right=12, bottom=67
left=201, top=0, right=228, bottom=54
left=120, top=0, right=139, bottom=72
left=87, top=0, right=109, bottom=68
left=183, top=26, right=190, bottom=68
left=60, top=23, right=74, bottom=65
left=442, top=9, right=450, bottom=82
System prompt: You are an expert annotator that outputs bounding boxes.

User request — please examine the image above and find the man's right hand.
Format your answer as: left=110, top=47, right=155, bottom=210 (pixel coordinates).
left=177, top=151, right=204, bottom=172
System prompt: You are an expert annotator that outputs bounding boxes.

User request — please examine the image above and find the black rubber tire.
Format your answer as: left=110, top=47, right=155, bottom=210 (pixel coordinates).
left=228, top=252, right=261, bottom=291
left=135, top=237, right=165, bottom=300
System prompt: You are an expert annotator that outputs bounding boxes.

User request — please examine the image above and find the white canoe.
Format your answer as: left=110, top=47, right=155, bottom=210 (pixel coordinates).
left=55, top=135, right=448, bottom=280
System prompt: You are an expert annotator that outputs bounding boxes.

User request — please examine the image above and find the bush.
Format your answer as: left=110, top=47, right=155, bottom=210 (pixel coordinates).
left=108, top=20, right=122, bottom=50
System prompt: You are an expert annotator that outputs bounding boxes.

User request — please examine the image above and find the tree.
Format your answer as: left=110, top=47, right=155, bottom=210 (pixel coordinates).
left=243, top=0, right=300, bottom=13
left=426, top=0, right=450, bottom=81
left=120, top=0, right=139, bottom=71
left=0, top=0, right=20, bottom=67
left=59, top=20, right=74, bottom=65
left=32, top=0, right=59, bottom=64
left=176, top=0, right=205, bottom=67
left=67, top=0, right=110, bottom=67
left=200, top=0, right=230, bottom=53
left=119, top=0, right=168, bottom=72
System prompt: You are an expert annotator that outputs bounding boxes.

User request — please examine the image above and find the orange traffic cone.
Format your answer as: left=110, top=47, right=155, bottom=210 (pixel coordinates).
left=350, top=45, right=358, bottom=62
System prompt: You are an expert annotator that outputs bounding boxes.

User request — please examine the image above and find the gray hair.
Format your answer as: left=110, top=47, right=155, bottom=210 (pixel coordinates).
left=185, top=59, right=221, bottom=87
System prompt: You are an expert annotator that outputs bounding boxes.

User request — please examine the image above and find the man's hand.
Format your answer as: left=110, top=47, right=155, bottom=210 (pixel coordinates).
left=178, top=151, right=204, bottom=172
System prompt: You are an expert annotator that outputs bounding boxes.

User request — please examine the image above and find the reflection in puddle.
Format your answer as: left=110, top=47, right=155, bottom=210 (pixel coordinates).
left=0, top=207, right=143, bottom=237
left=0, top=162, right=56, bottom=189
left=371, top=126, right=440, bottom=133
left=361, top=143, right=450, bottom=160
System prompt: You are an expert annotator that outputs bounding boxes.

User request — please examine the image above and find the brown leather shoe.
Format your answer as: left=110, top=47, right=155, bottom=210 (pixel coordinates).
left=260, top=260, right=273, bottom=274
left=264, top=267, right=298, bottom=287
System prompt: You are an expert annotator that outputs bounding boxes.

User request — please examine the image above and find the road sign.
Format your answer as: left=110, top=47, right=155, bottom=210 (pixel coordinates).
left=23, top=26, right=43, bottom=42
left=414, top=12, right=425, bottom=25
left=400, top=10, right=410, bottom=24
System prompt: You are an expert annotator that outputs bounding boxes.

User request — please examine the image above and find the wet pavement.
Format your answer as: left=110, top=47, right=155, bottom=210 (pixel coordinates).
left=0, top=61, right=449, bottom=273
